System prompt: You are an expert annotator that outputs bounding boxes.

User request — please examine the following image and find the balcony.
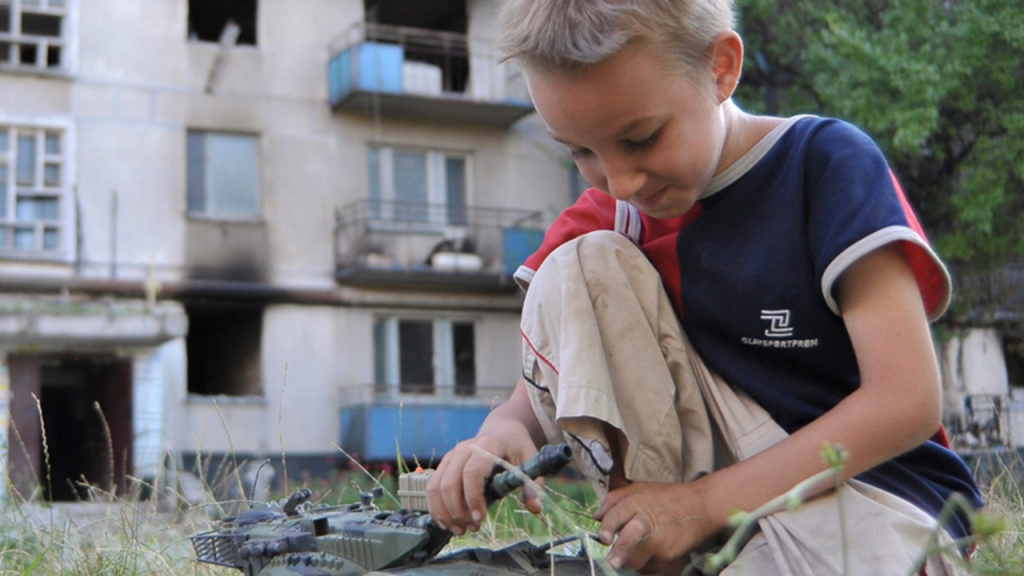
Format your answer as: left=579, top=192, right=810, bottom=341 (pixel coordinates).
left=339, top=383, right=515, bottom=462
left=334, top=200, right=544, bottom=293
left=327, top=23, right=534, bottom=126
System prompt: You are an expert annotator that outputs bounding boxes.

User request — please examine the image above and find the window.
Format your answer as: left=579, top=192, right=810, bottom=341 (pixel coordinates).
left=186, top=306, right=263, bottom=396
left=0, top=0, right=68, bottom=70
left=1005, top=335, right=1024, bottom=388
left=367, top=145, right=468, bottom=226
left=187, top=131, right=260, bottom=220
left=374, top=317, right=475, bottom=395
left=0, top=126, right=64, bottom=253
left=188, top=0, right=256, bottom=45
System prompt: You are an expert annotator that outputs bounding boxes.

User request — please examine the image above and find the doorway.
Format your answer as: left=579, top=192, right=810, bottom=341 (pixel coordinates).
left=7, top=355, right=133, bottom=501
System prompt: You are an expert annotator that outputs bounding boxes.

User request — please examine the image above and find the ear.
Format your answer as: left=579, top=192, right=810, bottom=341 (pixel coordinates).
left=709, top=31, right=743, bottom=103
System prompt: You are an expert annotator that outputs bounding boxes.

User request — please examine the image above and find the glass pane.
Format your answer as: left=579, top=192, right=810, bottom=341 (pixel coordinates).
left=205, top=133, right=258, bottom=218
left=42, top=226, right=58, bottom=249
left=21, top=0, right=40, bottom=6
left=0, top=166, right=6, bottom=218
left=16, top=196, right=57, bottom=220
left=367, top=146, right=381, bottom=220
left=393, top=150, right=428, bottom=223
left=0, top=227, right=8, bottom=248
left=46, top=44, right=59, bottom=67
left=19, top=43, right=38, bottom=66
left=0, top=42, right=9, bottom=63
left=17, top=135, right=35, bottom=186
left=373, top=318, right=387, bottom=385
left=43, top=163, right=58, bottom=186
left=0, top=4, right=10, bottom=33
left=453, top=322, right=475, bottom=393
left=48, top=0, right=65, bottom=8
left=186, top=131, right=205, bottom=214
left=445, top=157, right=466, bottom=226
left=41, top=197, right=57, bottom=219
left=0, top=129, right=8, bottom=152
left=14, top=226, right=34, bottom=249
left=44, top=133, right=59, bottom=155
left=21, top=13, right=61, bottom=37
left=398, top=320, right=434, bottom=392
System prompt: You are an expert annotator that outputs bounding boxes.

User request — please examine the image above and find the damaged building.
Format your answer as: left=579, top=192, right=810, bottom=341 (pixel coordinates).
left=0, top=0, right=562, bottom=501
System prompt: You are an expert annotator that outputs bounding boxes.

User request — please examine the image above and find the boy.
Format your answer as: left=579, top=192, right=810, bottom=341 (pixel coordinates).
left=425, top=1, right=982, bottom=574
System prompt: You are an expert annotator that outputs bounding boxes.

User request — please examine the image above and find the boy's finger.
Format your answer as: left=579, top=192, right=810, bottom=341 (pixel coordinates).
left=597, top=502, right=637, bottom=545
left=606, top=516, right=650, bottom=571
left=523, top=476, right=546, bottom=514
left=463, top=454, right=497, bottom=528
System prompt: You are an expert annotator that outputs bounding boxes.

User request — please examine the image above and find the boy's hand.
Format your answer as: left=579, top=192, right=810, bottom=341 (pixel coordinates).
left=426, top=432, right=542, bottom=535
left=594, top=480, right=722, bottom=574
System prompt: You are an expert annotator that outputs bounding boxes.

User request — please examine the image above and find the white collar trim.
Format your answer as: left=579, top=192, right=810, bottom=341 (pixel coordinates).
left=701, top=115, right=816, bottom=199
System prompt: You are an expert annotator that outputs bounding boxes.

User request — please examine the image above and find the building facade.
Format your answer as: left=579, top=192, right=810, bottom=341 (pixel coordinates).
left=0, top=0, right=577, bottom=500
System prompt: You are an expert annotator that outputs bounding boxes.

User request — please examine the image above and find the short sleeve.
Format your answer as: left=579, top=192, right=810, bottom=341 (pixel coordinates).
left=805, top=121, right=951, bottom=321
left=514, top=188, right=618, bottom=290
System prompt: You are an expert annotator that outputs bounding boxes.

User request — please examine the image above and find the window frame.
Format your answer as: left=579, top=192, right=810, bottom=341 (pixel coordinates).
left=0, top=0, right=77, bottom=75
left=186, top=129, right=263, bottom=223
left=0, top=116, right=75, bottom=262
left=373, top=314, right=477, bottom=397
left=366, top=144, right=471, bottom=231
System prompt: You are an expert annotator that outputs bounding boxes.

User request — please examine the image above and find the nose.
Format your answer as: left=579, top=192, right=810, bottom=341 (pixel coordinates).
left=602, top=158, right=647, bottom=201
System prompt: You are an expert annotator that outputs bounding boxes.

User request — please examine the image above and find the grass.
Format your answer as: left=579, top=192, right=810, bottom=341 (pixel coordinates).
left=0, top=445, right=1021, bottom=575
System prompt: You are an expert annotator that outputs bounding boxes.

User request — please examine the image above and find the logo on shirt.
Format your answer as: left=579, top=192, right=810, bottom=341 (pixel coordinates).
left=741, top=309, right=819, bottom=350
left=760, top=309, right=793, bottom=338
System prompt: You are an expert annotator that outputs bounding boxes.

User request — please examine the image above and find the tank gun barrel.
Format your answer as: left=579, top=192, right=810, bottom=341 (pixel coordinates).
left=483, top=443, right=573, bottom=503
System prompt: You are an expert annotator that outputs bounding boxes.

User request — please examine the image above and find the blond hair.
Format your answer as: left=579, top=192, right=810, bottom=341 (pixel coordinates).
left=498, top=0, right=735, bottom=72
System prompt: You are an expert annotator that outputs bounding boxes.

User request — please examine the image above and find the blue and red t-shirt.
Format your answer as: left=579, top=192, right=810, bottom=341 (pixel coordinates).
left=515, top=116, right=982, bottom=540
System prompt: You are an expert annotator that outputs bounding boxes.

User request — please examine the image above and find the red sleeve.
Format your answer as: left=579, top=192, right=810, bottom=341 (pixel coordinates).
left=516, top=189, right=618, bottom=287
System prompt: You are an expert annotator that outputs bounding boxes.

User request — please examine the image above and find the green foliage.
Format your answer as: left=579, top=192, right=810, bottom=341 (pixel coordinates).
left=736, top=0, right=1024, bottom=316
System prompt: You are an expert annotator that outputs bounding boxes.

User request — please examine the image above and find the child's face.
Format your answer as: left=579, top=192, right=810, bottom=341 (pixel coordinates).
left=528, top=41, right=728, bottom=220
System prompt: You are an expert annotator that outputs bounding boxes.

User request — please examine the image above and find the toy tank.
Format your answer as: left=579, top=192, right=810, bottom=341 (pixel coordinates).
left=190, top=444, right=637, bottom=576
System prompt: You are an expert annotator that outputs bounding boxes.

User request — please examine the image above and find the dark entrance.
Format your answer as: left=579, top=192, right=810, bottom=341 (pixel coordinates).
left=7, top=355, right=133, bottom=501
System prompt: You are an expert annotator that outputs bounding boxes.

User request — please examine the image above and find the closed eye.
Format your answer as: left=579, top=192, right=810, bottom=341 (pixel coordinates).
left=624, top=128, right=661, bottom=151
left=569, top=147, right=593, bottom=160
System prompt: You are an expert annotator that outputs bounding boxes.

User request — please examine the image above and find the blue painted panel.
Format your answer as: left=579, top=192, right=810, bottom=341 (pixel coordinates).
left=357, top=42, right=404, bottom=93
left=341, top=404, right=491, bottom=461
left=502, top=228, right=545, bottom=274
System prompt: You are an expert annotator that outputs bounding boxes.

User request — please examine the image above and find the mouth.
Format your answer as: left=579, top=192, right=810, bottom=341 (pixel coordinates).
left=632, top=186, right=670, bottom=210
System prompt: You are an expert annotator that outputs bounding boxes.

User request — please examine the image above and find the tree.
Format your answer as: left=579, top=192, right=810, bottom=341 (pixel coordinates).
left=734, top=0, right=1024, bottom=320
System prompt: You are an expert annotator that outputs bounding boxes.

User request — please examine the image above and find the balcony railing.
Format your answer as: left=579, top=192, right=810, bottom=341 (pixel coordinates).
left=334, top=199, right=544, bottom=292
left=327, top=23, right=533, bottom=126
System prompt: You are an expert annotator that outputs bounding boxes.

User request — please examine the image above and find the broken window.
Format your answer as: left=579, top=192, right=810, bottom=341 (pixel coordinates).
left=1005, top=335, right=1024, bottom=388
left=0, top=0, right=67, bottom=70
left=187, top=130, right=260, bottom=220
left=188, top=0, right=257, bottom=45
left=367, top=145, right=468, bottom=226
left=186, top=306, right=263, bottom=396
left=0, top=125, right=65, bottom=253
left=374, top=316, right=476, bottom=395
left=363, top=0, right=469, bottom=94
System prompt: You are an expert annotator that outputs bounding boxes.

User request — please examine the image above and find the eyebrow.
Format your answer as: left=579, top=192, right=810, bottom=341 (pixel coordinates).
left=549, top=115, right=663, bottom=146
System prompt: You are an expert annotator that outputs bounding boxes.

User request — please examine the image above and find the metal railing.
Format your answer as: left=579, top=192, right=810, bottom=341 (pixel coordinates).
left=329, top=22, right=530, bottom=103
left=334, top=199, right=543, bottom=276
left=948, top=393, right=1011, bottom=450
